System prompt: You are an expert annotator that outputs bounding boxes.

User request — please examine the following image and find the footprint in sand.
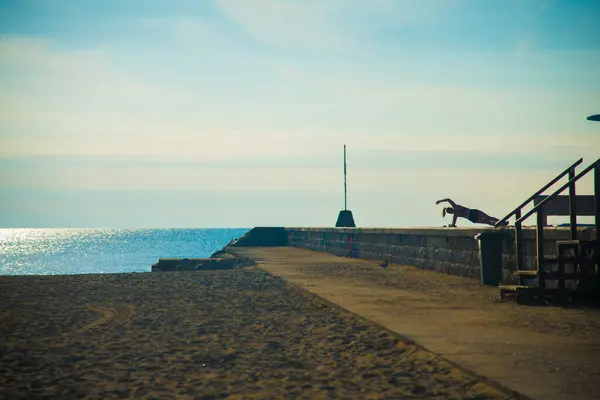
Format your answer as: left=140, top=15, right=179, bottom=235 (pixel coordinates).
left=0, top=310, right=15, bottom=329
left=74, top=303, right=134, bottom=334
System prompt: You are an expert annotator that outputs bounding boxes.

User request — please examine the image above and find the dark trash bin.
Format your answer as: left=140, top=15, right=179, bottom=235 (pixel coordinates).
left=475, top=231, right=509, bottom=286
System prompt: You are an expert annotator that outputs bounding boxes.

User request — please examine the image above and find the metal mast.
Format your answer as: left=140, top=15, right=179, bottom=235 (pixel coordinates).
left=344, top=144, right=347, bottom=211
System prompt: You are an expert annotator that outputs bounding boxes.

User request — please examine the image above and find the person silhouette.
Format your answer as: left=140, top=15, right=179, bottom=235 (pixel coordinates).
left=436, top=198, right=507, bottom=227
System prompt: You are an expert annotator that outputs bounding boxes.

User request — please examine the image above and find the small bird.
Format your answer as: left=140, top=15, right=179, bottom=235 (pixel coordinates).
left=379, top=258, right=388, bottom=269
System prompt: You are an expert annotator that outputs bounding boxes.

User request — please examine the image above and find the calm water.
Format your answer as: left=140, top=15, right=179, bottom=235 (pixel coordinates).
left=0, top=228, right=249, bottom=276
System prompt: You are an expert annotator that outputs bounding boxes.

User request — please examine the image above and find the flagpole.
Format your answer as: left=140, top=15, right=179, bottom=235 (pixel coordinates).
left=334, top=144, right=356, bottom=228
left=344, top=144, right=347, bottom=211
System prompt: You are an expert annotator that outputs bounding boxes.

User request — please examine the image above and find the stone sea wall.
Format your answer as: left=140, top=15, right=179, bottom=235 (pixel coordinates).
left=232, top=226, right=596, bottom=282
left=285, top=227, right=596, bottom=282
left=286, top=228, right=486, bottom=279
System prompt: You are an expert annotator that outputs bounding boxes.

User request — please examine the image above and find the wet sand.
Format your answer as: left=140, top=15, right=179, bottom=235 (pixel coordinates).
left=0, top=268, right=508, bottom=399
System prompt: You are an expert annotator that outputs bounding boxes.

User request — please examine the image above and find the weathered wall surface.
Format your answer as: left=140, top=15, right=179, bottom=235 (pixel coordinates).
left=500, top=227, right=596, bottom=282
left=286, top=228, right=485, bottom=279
left=284, top=227, right=597, bottom=282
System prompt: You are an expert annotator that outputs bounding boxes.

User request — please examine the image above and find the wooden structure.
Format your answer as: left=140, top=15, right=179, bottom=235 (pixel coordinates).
left=496, top=158, right=600, bottom=302
left=533, top=195, right=595, bottom=225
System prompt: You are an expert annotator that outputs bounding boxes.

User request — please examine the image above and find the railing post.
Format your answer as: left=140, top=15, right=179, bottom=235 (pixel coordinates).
left=595, top=162, right=600, bottom=297
left=515, top=209, right=522, bottom=272
left=536, top=209, right=545, bottom=292
left=595, top=161, right=599, bottom=240
left=568, top=166, right=577, bottom=240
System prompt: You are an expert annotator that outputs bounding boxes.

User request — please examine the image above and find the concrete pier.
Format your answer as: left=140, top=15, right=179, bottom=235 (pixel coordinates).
left=228, top=245, right=600, bottom=400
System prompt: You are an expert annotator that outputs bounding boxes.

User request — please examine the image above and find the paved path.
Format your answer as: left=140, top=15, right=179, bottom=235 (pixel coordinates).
left=230, top=246, right=600, bottom=400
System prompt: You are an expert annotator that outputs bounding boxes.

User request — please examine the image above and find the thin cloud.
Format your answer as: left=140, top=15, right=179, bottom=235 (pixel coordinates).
left=213, top=0, right=347, bottom=51
left=213, top=0, right=459, bottom=52
left=1, top=2, right=599, bottom=227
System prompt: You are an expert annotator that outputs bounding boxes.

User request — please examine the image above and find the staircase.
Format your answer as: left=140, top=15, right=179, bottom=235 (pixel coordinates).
left=496, top=158, right=600, bottom=303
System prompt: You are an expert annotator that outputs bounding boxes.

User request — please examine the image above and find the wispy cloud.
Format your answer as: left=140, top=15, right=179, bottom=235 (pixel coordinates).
left=1, top=1, right=599, bottom=227
left=2, top=36, right=598, bottom=161
left=0, top=148, right=584, bottom=171
left=213, top=0, right=348, bottom=51
left=213, top=0, right=459, bottom=52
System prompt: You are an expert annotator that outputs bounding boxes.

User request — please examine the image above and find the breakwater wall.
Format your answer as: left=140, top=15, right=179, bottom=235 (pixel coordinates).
left=233, top=226, right=596, bottom=283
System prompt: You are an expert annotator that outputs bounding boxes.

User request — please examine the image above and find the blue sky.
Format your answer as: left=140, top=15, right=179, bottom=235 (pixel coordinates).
left=1, top=0, right=599, bottom=228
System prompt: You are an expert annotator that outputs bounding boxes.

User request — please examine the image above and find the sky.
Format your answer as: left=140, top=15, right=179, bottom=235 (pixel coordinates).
left=1, top=0, right=599, bottom=228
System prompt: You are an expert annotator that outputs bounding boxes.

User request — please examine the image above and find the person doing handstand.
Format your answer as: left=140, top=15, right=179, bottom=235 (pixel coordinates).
left=436, top=198, right=506, bottom=227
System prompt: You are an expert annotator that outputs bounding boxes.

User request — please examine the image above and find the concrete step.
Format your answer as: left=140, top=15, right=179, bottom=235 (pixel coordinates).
left=516, top=270, right=583, bottom=279
left=556, top=240, right=581, bottom=247
left=543, top=254, right=578, bottom=262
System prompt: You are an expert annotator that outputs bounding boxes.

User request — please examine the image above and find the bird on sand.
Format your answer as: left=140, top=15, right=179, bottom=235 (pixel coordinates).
left=379, top=258, right=388, bottom=269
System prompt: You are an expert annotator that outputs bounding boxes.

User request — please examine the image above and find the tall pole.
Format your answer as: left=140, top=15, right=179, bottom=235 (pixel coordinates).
left=344, top=144, right=347, bottom=211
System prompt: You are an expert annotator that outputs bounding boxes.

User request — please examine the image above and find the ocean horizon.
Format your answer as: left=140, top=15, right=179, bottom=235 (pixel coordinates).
left=0, top=228, right=249, bottom=276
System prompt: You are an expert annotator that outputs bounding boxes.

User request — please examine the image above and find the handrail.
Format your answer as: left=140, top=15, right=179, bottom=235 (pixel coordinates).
left=516, top=158, right=599, bottom=224
left=495, top=158, right=583, bottom=226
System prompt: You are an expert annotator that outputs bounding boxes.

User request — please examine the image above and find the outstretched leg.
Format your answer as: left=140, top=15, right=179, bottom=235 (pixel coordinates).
left=476, top=210, right=499, bottom=226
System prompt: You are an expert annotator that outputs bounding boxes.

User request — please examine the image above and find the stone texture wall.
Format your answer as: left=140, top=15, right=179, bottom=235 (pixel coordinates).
left=285, top=227, right=597, bottom=281
left=287, top=228, right=484, bottom=278
left=500, top=227, right=596, bottom=283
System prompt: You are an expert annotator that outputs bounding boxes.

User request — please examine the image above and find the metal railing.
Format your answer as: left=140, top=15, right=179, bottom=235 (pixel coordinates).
left=514, top=158, right=600, bottom=291
left=495, top=158, right=583, bottom=227
left=515, top=159, right=599, bottom=225
left=494, top=158, right=583, bottom=273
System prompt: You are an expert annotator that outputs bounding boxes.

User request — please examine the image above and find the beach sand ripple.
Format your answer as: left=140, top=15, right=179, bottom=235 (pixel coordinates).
left=0, top=269, right=506, bottom=399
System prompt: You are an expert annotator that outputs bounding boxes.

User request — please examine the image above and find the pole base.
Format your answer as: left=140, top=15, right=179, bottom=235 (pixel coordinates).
left=335, top=210, right=356, bottom=227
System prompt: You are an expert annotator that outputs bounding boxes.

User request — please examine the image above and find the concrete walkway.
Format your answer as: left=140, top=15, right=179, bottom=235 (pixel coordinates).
left=230, top=246, right=600, bottom=400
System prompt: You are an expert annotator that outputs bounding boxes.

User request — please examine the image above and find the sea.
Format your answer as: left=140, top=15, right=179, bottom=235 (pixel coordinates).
left=0, top=228, right=249, bottom=276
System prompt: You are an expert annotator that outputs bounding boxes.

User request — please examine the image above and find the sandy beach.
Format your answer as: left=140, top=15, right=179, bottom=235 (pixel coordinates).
left=0, top=267, right=508, bottom=399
